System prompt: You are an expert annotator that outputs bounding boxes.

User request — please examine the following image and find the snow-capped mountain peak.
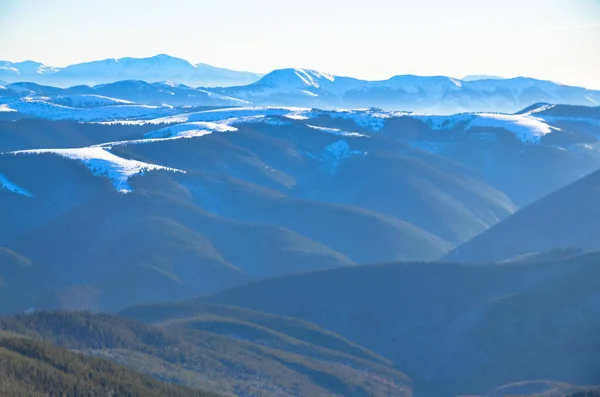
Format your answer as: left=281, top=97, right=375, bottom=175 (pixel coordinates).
left=256, top=68, right=336, bottom=89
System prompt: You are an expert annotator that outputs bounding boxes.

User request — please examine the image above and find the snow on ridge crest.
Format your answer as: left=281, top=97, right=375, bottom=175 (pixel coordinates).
left=421, top=112, right=557, bottom=144
left=306, top=124, right=369, bottom=138
left=467, top=113, right=557, bottom=144
left=151, top=106, right=312, bottom=124
left=145, top=121, right=238, bottom=139
left=12, top=147, right=184, bottom=193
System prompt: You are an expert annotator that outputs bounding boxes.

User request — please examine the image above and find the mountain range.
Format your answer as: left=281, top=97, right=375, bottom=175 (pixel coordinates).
left=2, top=55, right=600, bottom=113
left=2, top=76, right=600, bottom=396
left=0, top=103, right=599, bottom=317
left=213, top=70, right=600, bottom=113
left=0, top=54, right=263, bottom=87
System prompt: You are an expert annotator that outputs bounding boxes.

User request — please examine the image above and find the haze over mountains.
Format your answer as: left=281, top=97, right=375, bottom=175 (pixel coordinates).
left=208, top=252, right=600, bottom=397
left=2, top=54, right=600, bottom=113
left=2, top=54, right=600, bottom=396
left=0, top=54, right=263, bottom=87
left=445, top=164, right=600, bottom=263
left=1, top=103, right=600, bottom=317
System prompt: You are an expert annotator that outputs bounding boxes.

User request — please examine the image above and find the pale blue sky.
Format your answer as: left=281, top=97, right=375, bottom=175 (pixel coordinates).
left=1, top=0, right=599, bottom=88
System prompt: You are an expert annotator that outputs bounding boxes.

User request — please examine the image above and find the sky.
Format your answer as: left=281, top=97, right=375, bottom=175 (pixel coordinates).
left=1, top=0, right=599, bottom=88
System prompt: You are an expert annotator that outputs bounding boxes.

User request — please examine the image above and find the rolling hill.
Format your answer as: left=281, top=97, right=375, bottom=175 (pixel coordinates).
left=3, top=105, right=600, bottom=312
left=0, top=331, right=221, bottom=397
left=207, top=252, right=600, bottom=396
left=0, top=309, right=412, bottom=397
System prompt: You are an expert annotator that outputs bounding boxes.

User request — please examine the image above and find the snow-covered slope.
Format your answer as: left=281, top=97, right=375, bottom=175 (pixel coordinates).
left=143, top=121, right=238, bottom=139
left=0, top=55, right=262, bottom=87
left=127, top=105, right=564, bottom=144
left=48, top=94, right=136, bottom=108
left=11, top=147, right=183, bottom=193
left=2, top=97, right=178, bottom=121
left=147, top=106, right=312, bottom=124
left=466, top=113, right=557, bottom=143
left=421, top=112, right=558, bottom=144
left=97, top=105, right=567, bottom=146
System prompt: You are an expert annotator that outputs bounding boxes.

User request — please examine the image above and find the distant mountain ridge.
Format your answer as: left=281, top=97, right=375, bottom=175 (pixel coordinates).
left=0, top=54, right=263, bottom=88
left=2, top=55, right=600, bottom=112
left=0, top=80, right=250, bottom=109
left=215, top=69, right=600, bottom=113
left=461, top=74, right=506, bottom=81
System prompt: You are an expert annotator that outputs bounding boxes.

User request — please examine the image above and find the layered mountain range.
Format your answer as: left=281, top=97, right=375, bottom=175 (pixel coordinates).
left=0, top=54, right=262, bottom=87
left=1, top=103, right=600, bottom=316
left=2, top=54, right=600, bottom=113
left=2, top=69, right=600, bottom=396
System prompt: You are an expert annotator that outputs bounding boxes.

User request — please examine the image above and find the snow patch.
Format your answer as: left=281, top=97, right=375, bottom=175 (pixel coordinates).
left=523, top=104, right=556, bottom=116
left=586, top=96, right=599, bottom=105
left=148, top=107, right=310, bottom=125
left=419, top=112, right=557, bottom=144
left=467, top=113, right=556, bottom=143
left=0, top=173, right=33, bottom=197
left=301, top=90, right=319, bottom=97
left=293, top=69, right=335, bottom=88
left=51, top=94, right=136, bottom=108
left=0, top=104, right=16, bottom=112
left=295, top=69, right=318, bottom=87
left=4, top=98, right=176, bottom=121
left=13, top=147, right=184, bottom=193
left=283, top=109, right=317, bottom=120
left=145, top=121, right=237, bottom=139
left=37, top=65, right=58, bottom=75
left=449, top=78, right=463, bottom=88
left=306, top=124, right=369, bottom=137
left=224, top=115, right=291, bottom=127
